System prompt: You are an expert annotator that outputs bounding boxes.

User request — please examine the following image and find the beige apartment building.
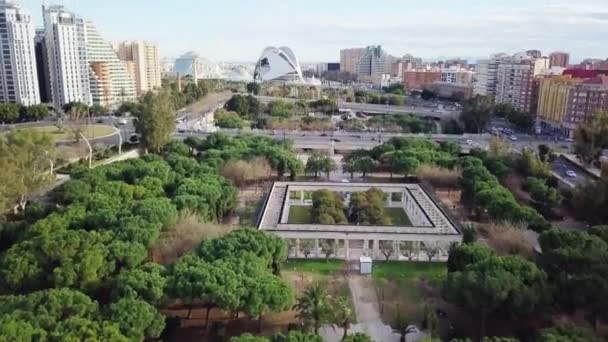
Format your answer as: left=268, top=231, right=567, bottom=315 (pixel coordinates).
left=117, top=41, right=161, bottom=95
left=340, top=48, right=364, bottom=74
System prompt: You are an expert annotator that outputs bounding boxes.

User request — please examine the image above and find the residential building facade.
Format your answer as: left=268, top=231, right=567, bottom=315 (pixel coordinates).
left=43, top=5, right=91, bottom=109
left=440, top=68, right=474, bottom=85
left=473, top=53, right=509, bottom=99
left=84, top=21, right=135, bottom=107
left=563, top=77, right=608, bottom=133
left=537, top=74, right=608, bottom=137
left=495, top=60, right=538, bottom=113
left=339, top=48, right=363, bottom=74
left=117, top=41, right=161, bottom=95
left=34, top=28, right=50, bottom=103
left=0, top=0, right=39, bottom=105
left=429, top=82, right=473, bottom=100
left=403, top=70, right=440, bottom=91
left=549, top=52, right=570, bottom=68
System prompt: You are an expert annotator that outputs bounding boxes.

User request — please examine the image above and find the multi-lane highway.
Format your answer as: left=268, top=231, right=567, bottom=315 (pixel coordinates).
left=255, top=95, right=459, bottom=118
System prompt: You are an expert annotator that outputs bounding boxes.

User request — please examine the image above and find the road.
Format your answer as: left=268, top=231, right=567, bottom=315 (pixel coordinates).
left=550, top=156, right=594, bottom=187
left=255, top=95, right=459, bottom=118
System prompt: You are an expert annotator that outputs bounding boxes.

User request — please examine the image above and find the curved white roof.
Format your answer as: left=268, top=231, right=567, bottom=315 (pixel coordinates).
left=254, top=46, right=304, bottom=83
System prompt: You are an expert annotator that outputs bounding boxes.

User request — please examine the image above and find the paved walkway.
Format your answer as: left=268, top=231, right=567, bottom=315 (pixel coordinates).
left=321, top=275, right=402, bottom=342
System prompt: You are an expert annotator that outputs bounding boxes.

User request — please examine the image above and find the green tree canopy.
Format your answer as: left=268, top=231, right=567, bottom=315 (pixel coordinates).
left=0, top=129, right=55, bottom=212
left=460, top=95, right=493, bottom=133
left=349, top=188, right=391, bottom=225
left=134, top=89, right=176, bottom=153
left=311, top=190, right=348, bottom=225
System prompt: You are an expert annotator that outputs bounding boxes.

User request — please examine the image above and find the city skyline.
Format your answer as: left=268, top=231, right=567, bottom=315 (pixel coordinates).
left=16, top=0, right=608, bottom=62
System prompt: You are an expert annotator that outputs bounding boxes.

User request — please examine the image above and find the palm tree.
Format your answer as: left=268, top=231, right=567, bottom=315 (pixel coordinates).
left=332, top=297, right=354, bottom=341
left=294, top=283, right=331, bottom=334
left=391, top=304, right=417, bottom=342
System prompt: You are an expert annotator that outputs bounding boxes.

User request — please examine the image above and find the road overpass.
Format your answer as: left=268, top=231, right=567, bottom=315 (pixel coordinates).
left=254, top=95, right=458, bottom=118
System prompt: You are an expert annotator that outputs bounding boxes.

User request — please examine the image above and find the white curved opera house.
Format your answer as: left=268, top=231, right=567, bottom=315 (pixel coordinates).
left=254, top=46, right=304, bottom=83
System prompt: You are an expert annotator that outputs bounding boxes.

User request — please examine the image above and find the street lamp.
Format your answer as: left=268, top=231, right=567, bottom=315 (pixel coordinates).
left=79, top=133, right=93, bottom=169
left=44, top=150, right=54, bottom=176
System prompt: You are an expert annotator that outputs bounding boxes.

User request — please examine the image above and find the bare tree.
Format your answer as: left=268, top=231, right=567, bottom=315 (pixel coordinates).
left=423, top=242, right=439, bottom=262
left=300, top=239, right=315, bottom=258
left=400, top=241, right=420, bottom=261
left=320, top=239, right=335, bottom=260
left=380, top=241, right=394, bottom=261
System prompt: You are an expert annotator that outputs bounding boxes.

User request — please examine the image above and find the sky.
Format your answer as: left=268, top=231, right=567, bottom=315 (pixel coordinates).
left=20, top=0, right=608, bottom=63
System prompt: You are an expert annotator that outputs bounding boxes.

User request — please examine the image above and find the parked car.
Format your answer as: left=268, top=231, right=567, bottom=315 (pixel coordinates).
left=510, top=136, right=518, bottom=141
left=566, top=170, right=577, bottom=178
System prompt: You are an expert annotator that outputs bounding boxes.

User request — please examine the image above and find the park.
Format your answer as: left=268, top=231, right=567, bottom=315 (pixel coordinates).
left=1, top=79, right=607, bottom=342
left=258, top=182, right=461, bottom=262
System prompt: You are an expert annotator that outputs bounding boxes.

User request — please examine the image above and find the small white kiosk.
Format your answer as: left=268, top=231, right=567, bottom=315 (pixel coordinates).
left=359, top=256, right=372, bottom=275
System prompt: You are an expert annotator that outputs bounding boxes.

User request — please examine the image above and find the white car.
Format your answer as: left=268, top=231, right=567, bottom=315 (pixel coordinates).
left=510, top=136, right=518, bottom=141
left=466, top=139, right=474, bottom=146
left=566, top=170, right=577, bottom=178
left=117, top=118, right=127, bottom=125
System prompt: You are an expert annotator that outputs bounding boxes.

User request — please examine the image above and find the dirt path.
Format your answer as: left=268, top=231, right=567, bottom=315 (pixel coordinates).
left=321, top=275, right=401, bottom=342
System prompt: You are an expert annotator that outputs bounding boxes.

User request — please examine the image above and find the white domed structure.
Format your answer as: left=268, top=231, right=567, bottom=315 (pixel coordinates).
left=254, top=46, right=304, bottom=83
left=226, top=65, right=254, bottom=82
left=173, top=51, right=224, bottom=79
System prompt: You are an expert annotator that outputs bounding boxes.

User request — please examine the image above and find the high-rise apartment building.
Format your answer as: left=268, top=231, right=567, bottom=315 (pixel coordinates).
left=537, top=75, right=579, bottom=126
left=538, top=75, right=608, bottom=137
left=43, top=5, right=91, bottom=109
left=34, top=28, right=50, bottom=103
left=117, top=41, right=161, bottom=95
left=84, top=22, right=135, bottom=107
left=340, top=48, right=363, bottom=74
left=495, top=58, right=548, bottom=113
left=473, top=54, right=509, bottom=99
left=549, top=52, right=570, bottom=68
left=0, top=0, right=40, bottom=105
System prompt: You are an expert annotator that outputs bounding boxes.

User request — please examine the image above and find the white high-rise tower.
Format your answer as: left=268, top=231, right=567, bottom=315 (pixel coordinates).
left=0, top=0, right=40, bottom=105
left=43, top=5, right=91, bottom=109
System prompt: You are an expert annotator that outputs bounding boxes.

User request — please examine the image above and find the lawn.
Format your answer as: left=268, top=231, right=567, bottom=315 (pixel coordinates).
left=372, top=261, right=448, bottom=328
left=287, top=206, right=313, bottom=224
left=283, top=259, right=346, bottom=275
left=373, top=261, right=446, bottom=283
left=16, top=125, right=117, bottom=142
left=385, top=207, right=413, bottom=226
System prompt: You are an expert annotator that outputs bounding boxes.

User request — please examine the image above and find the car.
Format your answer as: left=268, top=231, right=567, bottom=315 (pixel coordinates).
left=466, top=139, right=474, bottom=145
left=510, top=136, right=518, bottom=141
left=566, top=170, right=577, bottom=178
left=332, top=138, right=341, bottom=143
left=117, top=118, right=127, bottom=125
left=341, top=179, right=350, bottom=183
left=320, top=133, right=328, bottom=137
left=565, top=138, right=574, bottom=143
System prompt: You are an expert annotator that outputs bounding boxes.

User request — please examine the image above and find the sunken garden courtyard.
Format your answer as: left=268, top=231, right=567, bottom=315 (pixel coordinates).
left=257, top=182, right=462, bottom=261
